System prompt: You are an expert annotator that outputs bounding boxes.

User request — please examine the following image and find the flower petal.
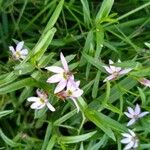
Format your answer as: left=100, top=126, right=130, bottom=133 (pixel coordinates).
left=27, top=97, right=40, bottom=102
left=119, top=68, right=132, bottom=75
left=127, top=107, right=135, bottom=115
left=124, top=141, right=134, bottom=150
left=134, top=104, right=141, bottom=115
left=45, top=66, right=64, bottom=73
left=139, top=78, right=150, bottom=87
left=127, top=119, right=136, bottom=126
left=30, top=102, right=44, bottom=109
left=121, top=137, right=131, bottom=144
left=139, top=111, right=149, bottom=118
left=124, top=112, right=133, bottom=118
left=60, top=52, right=69, bottom=72
left=103, top=74, right=116, bottom=82
left=71, top=97, right=80, bottom=113
left=72, top=89, right=83, bottom=97
left=133, top=140, right=138, bottom=148
left=9, top=46, right=15, bottom=53
left=128, top=129, right=136, bottom=137
left=46, top=102, right=56, bottom=112
left=47, top=74, right=62, bottom=83
left=16, top=41, right=24, bottom=51
left=121, top=133, right=132, bottom=138
left=54, top=80, right=67, bottom=93
left=20, top=49, right=28, bottom=55
left=103, top=66, right=113, bottom=74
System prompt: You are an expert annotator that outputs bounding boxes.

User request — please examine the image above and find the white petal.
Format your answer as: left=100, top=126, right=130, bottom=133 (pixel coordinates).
left=30, top=102, right=44, bottom=109
left=71, top=98, right=80, bottom=113
left=72, top=89, right=83, bottom=97
left=139, top=78, right=150, bottom=87
left=20, top=49, right=28, bottom=55
left=75, top=81, right=80, bottom=88
left=119, top=68, right=132, bottom=75
left=60, top=52, right=69, bottom=72
left=37, top=103, right=46, bottom=109
left=127, top=119, right=136, bottom=126
left=47, top=74, right=62, bottom=83
left=103, top=74, right=116, bottom=82
left=115, top=66, right=122, bottom=72
left=46, top=102, right=55, bottom=112
left=9, top=46, right=15, bottom=53
left=121, top=137, right=131, bottom=144
left=118, top=59, right=121, bottom=63
left=139, top=112, right=149, bottom=118
left=45, top=66, right=64, bottom=73
left=127, top=107, right=135, bottom=115
left=124, top=112, right=133, bottom=118
left=121, top=133, right=132, bottom=138
left=27, top=97, right=40, bottom=102
left=124, top=141, right=134, bottom=150
left=54, top=80, right=67, bottom=93
left=103, top=66, right=113, bottom=74
left=134, top=104, right=141, bottom=115
left=133, top=140, right=138, bottom=148
left=16, top=41, right=24, bottom=51
left=128, top=129, right=136, bottom=137
left=109, top=59, right=114, bottom=65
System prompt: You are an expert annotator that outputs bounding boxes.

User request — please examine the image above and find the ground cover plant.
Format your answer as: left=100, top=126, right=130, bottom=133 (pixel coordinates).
left=0, top=0, right=150, bottom=149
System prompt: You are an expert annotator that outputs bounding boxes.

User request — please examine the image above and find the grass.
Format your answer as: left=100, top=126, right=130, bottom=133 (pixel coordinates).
left=0, top=0, right=150, bottom=149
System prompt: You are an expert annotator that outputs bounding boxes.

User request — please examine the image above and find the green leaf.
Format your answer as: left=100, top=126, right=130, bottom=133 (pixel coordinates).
left=131, top=68, right=150, bottom=77
left=44, top=0, right=64, bottom=31
left=0, top=110, right=13, bottom=119
left=58, top=131, right=97, bottom=144
left=0, top=72, right=18, bottom=87
left=42, top=123, right=53, bottom=150
left=14, top=63, right=35, bottom=75
left=137, top=87, right=146, bottom=106
left=92, top=71, right=101, bottom=98
left=96, top=0, right=114, bottom=22
left=46, top=135, right=57, bottom=150
left=80, top=0, right=91, bottom=27
left=0, top=128, right=20, bottom=147
left=82, top=52, right=104, bottom=71
left=85, top=109, right=116, bottom=141
left=54, top=110, right=76, bottom=126
left=0, top=78, right=37, bottom=94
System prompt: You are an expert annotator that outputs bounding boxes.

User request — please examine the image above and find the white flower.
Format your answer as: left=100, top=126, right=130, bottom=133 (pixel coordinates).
left=124, top=104, right=149, bottom=126
left=45, top=52, right=73, bottom=94
left=139, top=78, right=150, bottom=87
left=57, top=79, right=83, bottom=112
left=27, top=89, right=55, bottom=111
left=121, top=129, right=138, bottom=150
left=65, top=79, right=83, bottom=112
left=9, top=41, right=28, bottom=60
left=103, top=59, right=132, bottom=82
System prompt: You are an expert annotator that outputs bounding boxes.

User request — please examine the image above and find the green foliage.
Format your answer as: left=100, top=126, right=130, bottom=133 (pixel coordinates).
left=0, top=0, right=150, bottom=149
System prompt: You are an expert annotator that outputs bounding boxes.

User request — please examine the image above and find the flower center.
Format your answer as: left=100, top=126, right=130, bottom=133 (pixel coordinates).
left=63, top=72, right=68, bottom=80
left=67, top=90, right=72, bottom=96
left=15, top=51, right=21, bottom=58
left=112, top=71, right=119, bottom=77
left=40, top=98, right=45, bottom=104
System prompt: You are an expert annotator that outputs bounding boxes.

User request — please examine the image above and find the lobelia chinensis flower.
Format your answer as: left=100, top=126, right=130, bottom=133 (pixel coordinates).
left=9, top=41, right=28, bottom=60
left=139, top=78, right=150, bottom=87
left=45, top=52, right=74, bottom=94
left=27, top=89, right=55, bottom=111
left=124, top=104, right=149, bottom=126
left=121, top=129, right=138, bottom=150
left=103, top=59, right=132, bottom=82
left=57, top=79, right=83, bottom=112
